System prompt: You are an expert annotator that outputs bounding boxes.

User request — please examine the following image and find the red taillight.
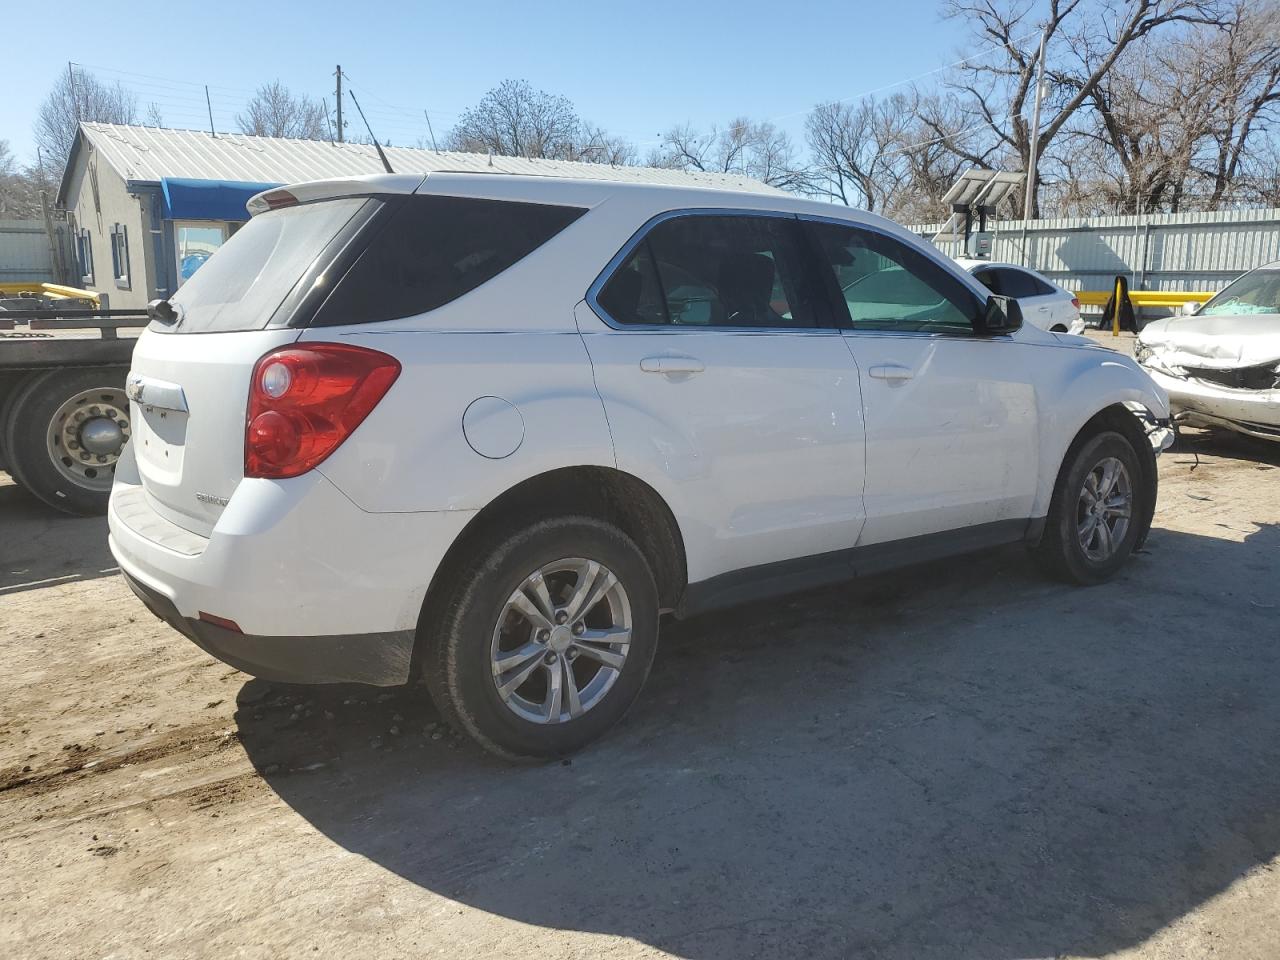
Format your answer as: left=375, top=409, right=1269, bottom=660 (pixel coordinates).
left=245, top=343, right=400, bottom=479
left=1072, top=297, right=1081, bottom=310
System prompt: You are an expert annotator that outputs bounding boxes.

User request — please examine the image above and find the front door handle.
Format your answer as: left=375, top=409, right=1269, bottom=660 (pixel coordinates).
left=868, top=364, right=913, bottom=382
left=640, top=356, right=705, bottom=376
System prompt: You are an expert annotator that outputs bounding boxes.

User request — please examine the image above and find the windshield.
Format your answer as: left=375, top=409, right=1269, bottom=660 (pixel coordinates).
left=1200, top=268, right=1280, bottom=317
left=163, top=197, right=371, bottom=333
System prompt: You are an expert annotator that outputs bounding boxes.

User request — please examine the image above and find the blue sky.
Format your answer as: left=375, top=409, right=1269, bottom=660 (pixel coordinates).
left=4, top=0, right=975, bottom=165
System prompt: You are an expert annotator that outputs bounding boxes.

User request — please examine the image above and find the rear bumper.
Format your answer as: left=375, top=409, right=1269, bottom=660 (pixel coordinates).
left=108, top=463, right=475, bottom=685
left=120, top=569, right=415, bottom=685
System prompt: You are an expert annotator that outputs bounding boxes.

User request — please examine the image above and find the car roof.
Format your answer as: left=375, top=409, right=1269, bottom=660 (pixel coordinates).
left=252, top=171, right=909, bottom=234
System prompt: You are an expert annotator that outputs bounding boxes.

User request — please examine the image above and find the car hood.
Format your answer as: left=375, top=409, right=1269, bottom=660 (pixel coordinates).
left=1138, top=313, right=1280, bottom=369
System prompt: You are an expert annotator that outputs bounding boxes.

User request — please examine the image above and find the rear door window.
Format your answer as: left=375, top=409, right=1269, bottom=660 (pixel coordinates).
left=166, top=197, right=372, bottom=333
left=596, top=214, right=821, bottom=329
left=311, top=195, right=586, bottom=326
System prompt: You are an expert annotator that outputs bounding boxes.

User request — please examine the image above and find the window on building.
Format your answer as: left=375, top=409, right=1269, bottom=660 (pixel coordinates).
left=110, top=224, right=130, bottom=288
left=174, top=223, right=228, bottom=286
left=77, top=229, right=94, bottom=285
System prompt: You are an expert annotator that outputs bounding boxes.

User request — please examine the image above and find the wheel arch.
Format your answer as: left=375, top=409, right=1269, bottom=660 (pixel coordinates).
left=1035, top=401, right=1159, bottom=551
left=414, top=465, right=689, bottom=672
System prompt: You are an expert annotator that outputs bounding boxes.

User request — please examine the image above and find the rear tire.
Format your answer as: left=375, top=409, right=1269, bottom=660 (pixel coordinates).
left=1035, top=430, right=1145, bottom=585
left=1, top=366, right=130, bottom=516
left=423, top=516, right=660, bottom=759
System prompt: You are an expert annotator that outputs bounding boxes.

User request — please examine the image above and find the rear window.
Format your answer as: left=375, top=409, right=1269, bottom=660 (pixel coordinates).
left=165, top=197, right=371, bottom=334
left=310, top=195, right=586, bottom=326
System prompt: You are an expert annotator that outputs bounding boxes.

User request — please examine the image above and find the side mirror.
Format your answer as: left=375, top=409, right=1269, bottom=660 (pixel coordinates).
left=981, top=294, right=1023, bottom=334
left=1182, top=300, right=1201, bottom=316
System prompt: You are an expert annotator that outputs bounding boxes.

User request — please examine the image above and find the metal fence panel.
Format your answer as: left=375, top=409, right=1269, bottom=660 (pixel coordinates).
left=911, top=208, right=1280, bottom=296
left=0, top=220, right=62, bottom=283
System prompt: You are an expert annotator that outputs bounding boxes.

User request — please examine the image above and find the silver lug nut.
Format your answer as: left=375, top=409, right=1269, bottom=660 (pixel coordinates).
left=544, top=652, right=558, bottom=665
left=536, top=629, right=550, bottom=643
left=572, top=622, right=585, bottom=636
left=567, top=648, right=579, bottom=661
left=555, top=610, right=569, bottom=625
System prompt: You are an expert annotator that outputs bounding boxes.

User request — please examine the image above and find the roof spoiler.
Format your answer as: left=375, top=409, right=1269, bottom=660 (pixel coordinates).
left=246, top=174, right=428, bottom=216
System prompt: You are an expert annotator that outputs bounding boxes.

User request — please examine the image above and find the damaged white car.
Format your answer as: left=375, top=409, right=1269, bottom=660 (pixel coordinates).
left=1136, top=262, right=1280, bottom=442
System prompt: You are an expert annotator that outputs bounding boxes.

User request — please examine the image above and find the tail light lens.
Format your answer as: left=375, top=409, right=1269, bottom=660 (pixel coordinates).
left=245, top=343, right=400, bottom=479
left=1071, top=297, right=1081, bottom=311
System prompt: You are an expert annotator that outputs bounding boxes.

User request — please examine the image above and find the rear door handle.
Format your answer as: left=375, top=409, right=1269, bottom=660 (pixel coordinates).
left=640, top=356, right=705, bottom=376
left=868, top=364, right=913, bottom=382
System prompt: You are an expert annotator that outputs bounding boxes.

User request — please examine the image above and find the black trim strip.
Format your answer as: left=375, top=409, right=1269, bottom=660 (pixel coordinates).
left=679, top=517, right=1042, bottom=618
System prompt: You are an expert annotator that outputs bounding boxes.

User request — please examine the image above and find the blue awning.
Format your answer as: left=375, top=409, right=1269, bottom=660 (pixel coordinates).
left=160, top=178, right=282, bottom=222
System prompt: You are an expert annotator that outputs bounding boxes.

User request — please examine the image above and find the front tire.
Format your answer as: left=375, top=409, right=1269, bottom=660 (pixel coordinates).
left=423, top=516, right=660, bottom=759
left=1035, top=430, right=1145, bottom=584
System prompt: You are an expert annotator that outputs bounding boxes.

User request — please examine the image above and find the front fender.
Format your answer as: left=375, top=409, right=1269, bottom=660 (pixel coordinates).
left=1032, top=348, right=1169, bottom=519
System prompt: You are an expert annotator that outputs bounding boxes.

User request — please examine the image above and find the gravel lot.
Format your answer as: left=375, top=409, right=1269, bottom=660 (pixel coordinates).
left=3, top=355, right=1279, bottom=958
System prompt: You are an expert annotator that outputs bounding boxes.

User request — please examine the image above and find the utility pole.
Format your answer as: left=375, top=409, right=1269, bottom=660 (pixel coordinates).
left=334, top=65, right=344, bottom=142
left=423, top=110, right=438, bottom=151
left=1019, top=25, right=1049, bottom=269
left=205, top=85, right=217, bottom=137
left=1022, top=26, right=1049, bottom=223
left=68, top=62, right=81, bottom=122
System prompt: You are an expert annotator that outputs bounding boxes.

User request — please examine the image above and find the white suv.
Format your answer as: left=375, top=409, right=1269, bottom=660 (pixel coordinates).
left=109, top=173, right=1171, bottom=758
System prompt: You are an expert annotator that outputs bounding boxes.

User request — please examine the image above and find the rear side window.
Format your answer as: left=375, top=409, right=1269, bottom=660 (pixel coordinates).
left=596, top=214, right=819, bottom=328
left=167, top=197, right=370, bottom=333
left=994, top=267, right=1053, bottom=299
left=312, top=195, right=585, bottom=326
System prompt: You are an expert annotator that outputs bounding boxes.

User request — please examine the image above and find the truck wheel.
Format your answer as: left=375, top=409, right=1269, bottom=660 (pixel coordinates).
left=2, top=366, right=130, bottom=516
left=423, top=515, right=660, bottom=759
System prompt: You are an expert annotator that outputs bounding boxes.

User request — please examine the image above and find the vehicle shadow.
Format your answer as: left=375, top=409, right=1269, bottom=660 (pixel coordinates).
left=237, top=522, right=1280, bottom=959
left=0, top=474, right=117, bottom=595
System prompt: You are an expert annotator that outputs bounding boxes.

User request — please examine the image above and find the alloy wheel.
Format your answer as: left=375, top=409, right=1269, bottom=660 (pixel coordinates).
left=490, top=558, right=632, bottom=724
left=1076, top=456, right=1133, bottom=562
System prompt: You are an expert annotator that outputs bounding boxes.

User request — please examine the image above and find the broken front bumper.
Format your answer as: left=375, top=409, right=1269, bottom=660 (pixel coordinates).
left=1143, top=367, right=1280, bottom=442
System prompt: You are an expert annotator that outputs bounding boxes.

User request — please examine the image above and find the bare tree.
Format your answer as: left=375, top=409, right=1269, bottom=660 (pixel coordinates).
left=1071, top=0, right=1280, bottom=212
left=945, top=0, right=1225, bottom=216
left=571, top=123, right=637, bottom=165
left=805, top=94, right=916, bottom=211
left=0, top=140, right=42, bottom=219
left=1197, top=1, right=1280, bottom=207
left=447, top=80, right=583, bottom=159
left=236, top=82, right=327, bottom=140
left=34, top=67, right=137, bottom=172
left=653, top=117, right=805, bottom=189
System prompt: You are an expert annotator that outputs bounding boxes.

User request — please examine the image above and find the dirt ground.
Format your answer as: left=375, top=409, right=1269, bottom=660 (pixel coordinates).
left=3, top=374, right=1280, bottom=958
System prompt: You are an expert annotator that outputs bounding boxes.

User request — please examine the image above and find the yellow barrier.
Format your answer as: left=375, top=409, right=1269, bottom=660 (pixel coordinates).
left=1074, top=289, right=1214, bottom=308
left=0, top=281, right=100, bottom=303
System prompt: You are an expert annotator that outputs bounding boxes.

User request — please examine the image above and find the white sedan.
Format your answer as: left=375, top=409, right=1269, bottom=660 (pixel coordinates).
left=1137, top=261, right=1280, bottom=441
left=956, top=258, right=1086, bottom=335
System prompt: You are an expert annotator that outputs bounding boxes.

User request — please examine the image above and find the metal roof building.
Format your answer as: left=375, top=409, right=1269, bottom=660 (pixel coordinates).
left=57, top=122, right=777, bottom=309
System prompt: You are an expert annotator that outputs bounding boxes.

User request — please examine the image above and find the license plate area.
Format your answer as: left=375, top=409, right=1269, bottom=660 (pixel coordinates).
left=133, top=402, right=189, bottom=484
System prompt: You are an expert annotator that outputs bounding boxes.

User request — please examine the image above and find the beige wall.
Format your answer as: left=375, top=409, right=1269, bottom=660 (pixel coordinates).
left=64, top=145, right=152, bottom=310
